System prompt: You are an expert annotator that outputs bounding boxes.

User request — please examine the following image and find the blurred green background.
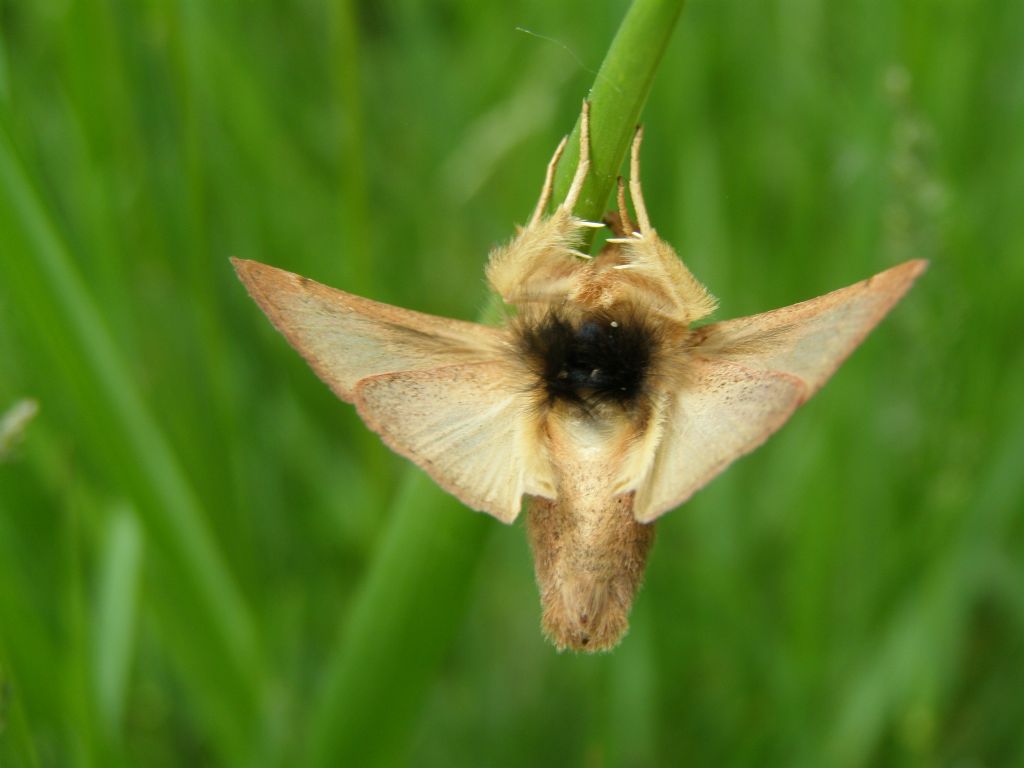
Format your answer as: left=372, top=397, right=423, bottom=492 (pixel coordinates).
left=2, top=0, right=1023, bottom=765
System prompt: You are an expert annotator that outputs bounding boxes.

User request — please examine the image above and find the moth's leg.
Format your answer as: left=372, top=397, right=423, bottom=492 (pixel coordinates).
left=529, top=135, right=569, bottom=227
left=528, top=100, right=594, bottom=224
left=605, top=124, right=718, bottom=324
left=606, top=176, right=636, bottom=238
left=561, top=99, right=591, bottom=212
left=486, top=101, right=600, bottom=306
left=605, top=126, right=650, bottom=244
left=628, top=124, right=653, bottom=234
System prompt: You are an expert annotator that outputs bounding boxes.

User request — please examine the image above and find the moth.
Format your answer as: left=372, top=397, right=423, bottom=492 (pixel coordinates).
left=234, top=103, right=926, bottom=652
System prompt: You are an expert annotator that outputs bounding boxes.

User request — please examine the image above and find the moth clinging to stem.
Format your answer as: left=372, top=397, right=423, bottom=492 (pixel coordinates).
left=233, top=102, right=926, bottom=652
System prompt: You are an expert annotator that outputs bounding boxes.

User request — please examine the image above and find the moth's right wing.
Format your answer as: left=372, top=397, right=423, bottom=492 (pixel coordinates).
left=354, top=362, right=554, bottom=523
left=633, top=259, right=927, bottom=523
left=694, top=259, right=928, bottom=396
left=633, top=360, right=805, bottom=523
left=233, top=258, right=507, bottom=402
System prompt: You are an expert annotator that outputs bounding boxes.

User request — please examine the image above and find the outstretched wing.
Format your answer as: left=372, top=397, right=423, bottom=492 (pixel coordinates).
left=354, top=362, right=554, bottom=523
left=633, top=259, right=927, bottom=523
left=232, top=258, right=506, bottom=402
left=693, top=259, right=928, bottom=395
left=633, top=360, right=804, bottom=523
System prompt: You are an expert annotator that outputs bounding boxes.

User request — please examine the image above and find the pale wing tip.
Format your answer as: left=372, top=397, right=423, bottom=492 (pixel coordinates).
left=430, top=478, right=523, bottom=525
left=893, top=258, right=929, bottom=281
left=229, top=256, right=257, bottom=280
left=231, top=257, right=288, bottom=294
left=231, top=256, right=268, bottom=294
left=866, top=259, right=928, bottom=309
left=231, top=259, right=287, bottom=330
left=881, top=258, right=929, bottom=290
left=428, top=480, right=522, bottom=525
left=491, top=500, right=522, bottom=525
left=633, top=486, right=695, bottom=524
left=231, top=259, right=317, bottom=323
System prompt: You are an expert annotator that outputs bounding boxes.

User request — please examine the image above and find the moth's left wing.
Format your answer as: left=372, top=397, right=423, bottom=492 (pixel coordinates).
left=233, top=258, right=506, bottom=402
left=354, top=361, right=553, bottom=524
left=633, top=259, right=927, bottom=522
left=633, top=360, right=804, bottom=523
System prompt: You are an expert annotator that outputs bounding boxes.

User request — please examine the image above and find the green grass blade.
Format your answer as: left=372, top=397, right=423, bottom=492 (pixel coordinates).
left=0, top=123, right=264, bottom=756
left=0, top=650, right=42, bottom=768
left=308, top=475, right=490, bottom=766
left=92, top=505, right=144, bottom=739
left=554, top=0, right=688, bottom=229
left=0, top=399, right=38, bottom=460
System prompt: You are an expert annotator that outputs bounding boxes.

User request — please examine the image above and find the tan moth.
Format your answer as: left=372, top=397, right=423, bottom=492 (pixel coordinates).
left=234, top=103, right=926, bottom=652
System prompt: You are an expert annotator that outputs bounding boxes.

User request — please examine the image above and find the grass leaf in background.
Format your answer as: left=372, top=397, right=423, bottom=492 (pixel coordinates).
left=92, top=505, right=143, bottom=739
left=0, top=123, right=264, bottom=762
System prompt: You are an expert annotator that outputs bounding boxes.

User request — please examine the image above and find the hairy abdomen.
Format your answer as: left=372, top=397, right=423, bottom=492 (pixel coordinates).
left=526, top=490, right=654, bottom=652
